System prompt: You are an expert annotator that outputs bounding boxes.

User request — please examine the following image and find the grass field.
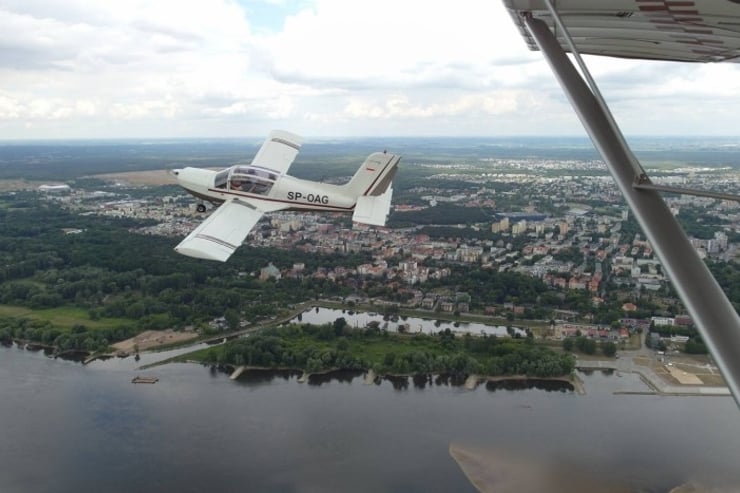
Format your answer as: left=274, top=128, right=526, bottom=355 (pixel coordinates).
left=0, top=304, right=132, bottom=330
left=0, top=179, right=66, bottom=191
left=92, top=170, right=178, bottom=186
left=346, top=333, right=442, bottom=362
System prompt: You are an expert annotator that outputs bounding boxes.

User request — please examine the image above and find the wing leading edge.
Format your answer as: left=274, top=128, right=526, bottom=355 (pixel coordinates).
left=175, top=199, right=263, bottom=262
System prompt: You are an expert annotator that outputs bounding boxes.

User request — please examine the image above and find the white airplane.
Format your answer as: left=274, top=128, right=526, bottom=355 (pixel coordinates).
left=172, top=130, right=400, bottom=262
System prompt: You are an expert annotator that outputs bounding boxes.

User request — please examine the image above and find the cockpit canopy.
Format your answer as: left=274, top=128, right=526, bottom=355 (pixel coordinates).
left=215, top=165, right=278, bottom=195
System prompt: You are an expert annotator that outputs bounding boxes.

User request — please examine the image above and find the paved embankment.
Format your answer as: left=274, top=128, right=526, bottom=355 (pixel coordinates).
left=576, top=358, right=730, bottom=397
left=230, top=366, right=246, bottom=380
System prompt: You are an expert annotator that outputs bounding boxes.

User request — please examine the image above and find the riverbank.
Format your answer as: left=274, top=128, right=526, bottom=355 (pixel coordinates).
left=111, top=329, right=198, bottom=355
left=193, top=354, right=727, bottom=399
left=471, top=373, right=586, bottom=395
left=194, top=361, right=580, bottom=393
left=5, top=339, right=93, bottom=362
left=576, top=359, right=730, bottom=397
left=0, top=302, right=313, bottom=366
left=8, top=303, right=729, bottom=401
left=123, top=345, right=731, bottom=399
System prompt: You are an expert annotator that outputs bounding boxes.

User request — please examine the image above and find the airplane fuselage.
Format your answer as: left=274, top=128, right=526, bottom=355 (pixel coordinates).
left=176, top=168, right=357, bottom=214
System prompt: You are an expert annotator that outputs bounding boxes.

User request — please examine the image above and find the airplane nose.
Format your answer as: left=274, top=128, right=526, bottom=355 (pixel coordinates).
left=170, top=169, right=181, bottom=177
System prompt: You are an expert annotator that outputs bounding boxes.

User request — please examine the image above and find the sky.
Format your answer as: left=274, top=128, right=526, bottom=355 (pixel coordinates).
left=0, top=0, right=739, bottom=140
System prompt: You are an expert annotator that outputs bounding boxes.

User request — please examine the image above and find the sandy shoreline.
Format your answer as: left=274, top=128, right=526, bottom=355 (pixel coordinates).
left=449, top=443, right=721, bottom=493
left=111, top=329, right=198, bottom=355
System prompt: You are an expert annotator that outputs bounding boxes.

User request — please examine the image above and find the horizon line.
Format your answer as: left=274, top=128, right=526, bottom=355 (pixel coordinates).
left=1, top=134, right=739, bottom=144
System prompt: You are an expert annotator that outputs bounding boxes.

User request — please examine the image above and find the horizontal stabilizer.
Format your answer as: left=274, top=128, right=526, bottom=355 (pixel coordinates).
left=352, top=187, right=393, bottom=227
left=175, top=199, right=263, bottom=262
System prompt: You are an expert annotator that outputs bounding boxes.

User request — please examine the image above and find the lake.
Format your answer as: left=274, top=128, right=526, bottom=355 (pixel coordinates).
left=2, top=344, right=739, bottom=493
left=289, top=306, right=527, bottom=337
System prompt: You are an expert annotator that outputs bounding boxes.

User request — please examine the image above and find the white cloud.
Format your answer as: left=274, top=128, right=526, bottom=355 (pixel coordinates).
left=260, top=0, right=540, bottom=90
left=343, top=91, right=524, bottom=120
left=0, top=0, right=737, bottom=138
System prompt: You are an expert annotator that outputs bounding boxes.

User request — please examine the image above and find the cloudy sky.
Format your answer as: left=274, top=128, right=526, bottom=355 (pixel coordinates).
left=1, top=0, right=739, bottom=140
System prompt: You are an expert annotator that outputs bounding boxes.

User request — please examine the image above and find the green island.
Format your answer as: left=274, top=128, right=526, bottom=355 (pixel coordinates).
left=183, top=319, right=576, bottom=379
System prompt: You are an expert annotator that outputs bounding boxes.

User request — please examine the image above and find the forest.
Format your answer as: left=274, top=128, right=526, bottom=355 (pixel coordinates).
left=0, top=192, right=365, bottom=348
left=196, top=320, right=576, bottom=379
left=388, top=203, right=497, bottom=227
left=1, top=189, right=737, bottom=356
left=0, top=193, right=554, bottom=351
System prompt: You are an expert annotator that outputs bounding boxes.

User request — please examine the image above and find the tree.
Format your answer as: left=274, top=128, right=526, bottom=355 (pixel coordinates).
left=333, top=317, right=348, bottom=337
left=574, top=336, right=596, bottom=355
left=602, top=341, right=617, bottom=357
left=383, top=352, right=396, bottom=367
left=562, top=337, right=574, bottom=351
left=336, top=337, right=349, bottom=351
left=224, top=309, right=240, bottom=330
left=685, top=338, right=708, bottom=354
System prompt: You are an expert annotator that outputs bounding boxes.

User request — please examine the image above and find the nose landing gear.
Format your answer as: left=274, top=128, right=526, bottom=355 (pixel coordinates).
left=196, top=203, right=207, bottom=213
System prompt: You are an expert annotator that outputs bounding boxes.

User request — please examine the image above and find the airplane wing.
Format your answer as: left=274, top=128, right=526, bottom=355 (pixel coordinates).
left=250, top=130, right=303, bottom=176
left=504, top=0, right=740, bottom=63
left=174, top=199, right=262, bottom=262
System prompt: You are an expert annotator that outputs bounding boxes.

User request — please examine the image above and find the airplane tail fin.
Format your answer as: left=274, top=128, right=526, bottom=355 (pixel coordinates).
left=342, top=152, right=400, bottom=197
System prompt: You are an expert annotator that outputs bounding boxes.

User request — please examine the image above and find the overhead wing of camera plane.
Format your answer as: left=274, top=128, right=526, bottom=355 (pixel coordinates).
left=503, top=0, right=740, bottom=407
left=172, top=130, right=400, bottom=262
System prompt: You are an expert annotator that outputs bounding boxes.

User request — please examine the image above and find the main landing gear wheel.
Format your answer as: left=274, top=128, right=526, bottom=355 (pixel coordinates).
left=196, top=203, right=207, bottom=213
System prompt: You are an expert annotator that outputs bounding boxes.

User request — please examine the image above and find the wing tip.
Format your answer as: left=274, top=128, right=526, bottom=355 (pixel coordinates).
left=174, top=243, right=232, bottom=262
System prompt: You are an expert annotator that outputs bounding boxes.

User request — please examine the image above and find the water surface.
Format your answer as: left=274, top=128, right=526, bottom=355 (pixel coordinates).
left=2, top=345, right=739, bottom=493
left=289, top=306, right=526, bottom=337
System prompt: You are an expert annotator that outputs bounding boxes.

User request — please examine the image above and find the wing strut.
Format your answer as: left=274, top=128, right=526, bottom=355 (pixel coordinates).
left=521, top=12, right=740, bottom=407
left=632, top=178, right=740, bottom=203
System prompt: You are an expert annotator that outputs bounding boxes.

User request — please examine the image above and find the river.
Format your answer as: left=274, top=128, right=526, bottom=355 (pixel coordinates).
left=2, top=344, right=740, bottom=493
